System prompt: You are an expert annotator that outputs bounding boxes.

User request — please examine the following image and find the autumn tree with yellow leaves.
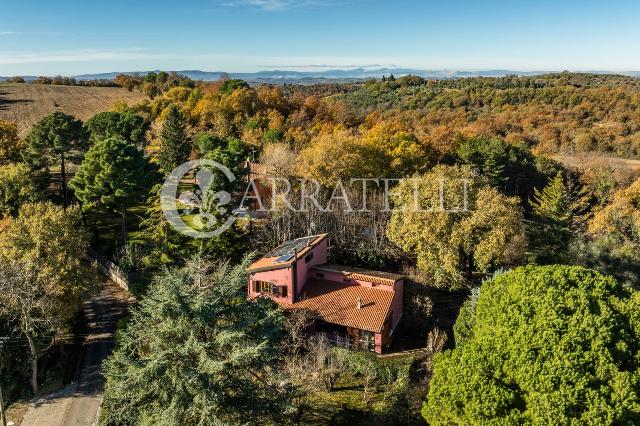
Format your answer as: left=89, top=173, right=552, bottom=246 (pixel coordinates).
left=387, top=165, right=527, bottom=289
left=589, top=177, right=640, bottom=246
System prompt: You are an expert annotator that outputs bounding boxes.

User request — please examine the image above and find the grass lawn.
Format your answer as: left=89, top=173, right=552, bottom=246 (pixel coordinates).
left=86, top=199, right=149, bottom=259
left=299, top=373, right=417, bottom=425
left=87, top=181, right=202, bottom=259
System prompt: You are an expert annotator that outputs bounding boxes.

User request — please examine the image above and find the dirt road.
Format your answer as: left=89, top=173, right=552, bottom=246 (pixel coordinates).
left=20, top=279, right=133, bottom=426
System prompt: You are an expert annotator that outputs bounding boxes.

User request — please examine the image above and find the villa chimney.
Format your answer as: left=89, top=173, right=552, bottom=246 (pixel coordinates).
left=356, top=298, right=363, bottom=309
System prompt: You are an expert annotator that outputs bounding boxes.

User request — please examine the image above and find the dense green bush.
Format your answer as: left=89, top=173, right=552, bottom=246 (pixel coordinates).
left=424, top=265, right=640, bottom=425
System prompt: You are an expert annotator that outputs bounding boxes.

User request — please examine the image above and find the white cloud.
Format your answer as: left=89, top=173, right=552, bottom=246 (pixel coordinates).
left=0, top=31, right=20, bottom=35
left=258, top=63, right=384, bottom=68
left=0, top=48, right=172, bottom=64
left=221, top=0, right=327, bottom=11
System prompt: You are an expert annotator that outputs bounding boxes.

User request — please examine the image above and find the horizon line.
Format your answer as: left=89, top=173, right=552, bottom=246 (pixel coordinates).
left=3, top=67, right=640, bottom=78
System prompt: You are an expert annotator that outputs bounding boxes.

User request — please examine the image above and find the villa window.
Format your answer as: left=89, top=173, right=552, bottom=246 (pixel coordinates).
left=254, top=280, right=288, bottom=298
left=305, top=252, right=314, bottom=263
left=255, top=280, right=273, bottom=293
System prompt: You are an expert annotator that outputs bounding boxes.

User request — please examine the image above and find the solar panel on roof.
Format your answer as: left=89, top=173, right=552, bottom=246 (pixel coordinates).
left=265, top=236, right=318, bottom=258
left=274, top=254, right=294, bottom=263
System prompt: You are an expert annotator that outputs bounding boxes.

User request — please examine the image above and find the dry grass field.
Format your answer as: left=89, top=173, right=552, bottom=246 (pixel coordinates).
left=554, top=153, right=640, bottom=185
left=0, top=83, right=148, bottom=135
left=554, top=153, right=640, bottom=173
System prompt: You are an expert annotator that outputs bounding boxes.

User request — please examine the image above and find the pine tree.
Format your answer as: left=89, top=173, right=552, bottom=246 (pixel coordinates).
left=456, top=137, right=507, bottom=189
left=85, top=111, right=148, bottom=149
left=70, top=136, right=152, bottom=246
left=424, top=265, right=640, bottom=425
left=100, top=257, right=292, bottom=425
left=139, top=184, right=188, bottom=265
left=529, top=172, right=586, bottom=263
left=23, top=112, right=86, bottom=207
left=157, top=106, right=191, bottom=174
left=531, top=173, right=572, bottom=226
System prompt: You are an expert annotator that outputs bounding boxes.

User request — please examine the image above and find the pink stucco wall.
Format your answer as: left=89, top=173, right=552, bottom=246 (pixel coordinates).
left=389, top=279, right=403, bottom=332
left=247, top=238, right=329, bottom=303
left=294, top=238, right=328, bottom=299
left=248, top=267, right=293, bottom=303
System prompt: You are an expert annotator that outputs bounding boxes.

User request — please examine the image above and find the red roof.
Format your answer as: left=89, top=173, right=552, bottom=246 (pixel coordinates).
left=276, top=278, right=394, bottom=333
left=312, top=264, right=403, bottom=285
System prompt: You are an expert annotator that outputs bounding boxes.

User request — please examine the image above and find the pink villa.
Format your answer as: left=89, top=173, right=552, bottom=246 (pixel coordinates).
left=248, top=234, right=404, bottom=354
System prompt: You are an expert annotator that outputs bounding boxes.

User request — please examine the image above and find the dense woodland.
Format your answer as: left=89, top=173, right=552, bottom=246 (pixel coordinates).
left=1, top=72, right=640, bottom=424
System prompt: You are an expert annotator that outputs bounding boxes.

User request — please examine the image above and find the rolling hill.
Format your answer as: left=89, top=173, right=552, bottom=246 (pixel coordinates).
left=0, top=83, right=148, bottom=135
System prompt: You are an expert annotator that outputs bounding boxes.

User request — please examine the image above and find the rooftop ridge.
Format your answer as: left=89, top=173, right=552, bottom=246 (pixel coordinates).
left=312, top=263, right=403, bottom=284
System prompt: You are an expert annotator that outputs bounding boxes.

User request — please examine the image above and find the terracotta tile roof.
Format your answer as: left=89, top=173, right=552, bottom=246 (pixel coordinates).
left=248, top=234, right=328, bottom=272
left=312, top=264, right=403, bottom=285
left=278, top=279, right=394, bottom=333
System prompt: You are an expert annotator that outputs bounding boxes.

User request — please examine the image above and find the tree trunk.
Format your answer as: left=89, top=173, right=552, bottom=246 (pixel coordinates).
left=59, top=341, right=65, bottom=381
left=121, top=203, right=127, bottom=247
left=60, top=151, right=68, bottom=209
left=93, top=219, right=100, bottom=247
left=26, top=334, right=38, bottom=395
left=0, top=370, right=6, bottom=426
left=79, top=200, right=86, bottom=227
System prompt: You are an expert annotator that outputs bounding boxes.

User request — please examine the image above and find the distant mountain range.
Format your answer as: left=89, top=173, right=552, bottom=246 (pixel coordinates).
left=3, top=68, right=640, bottom=84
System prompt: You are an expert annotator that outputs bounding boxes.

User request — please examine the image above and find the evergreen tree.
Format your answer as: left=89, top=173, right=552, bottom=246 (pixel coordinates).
left=424, top=265, right=640, bottom=425
left=193, top=132, right=225, bottom=157
left=23, top=112, right=87, bottom=207
left=70, top=136, right=153, bottom=246
left=456, top=137, right=507, bottom=188
left=85, top=111, right=148, bottom=149
left=138, top=184, right=188, bottom=266
left=455, top=136, right=557, bottom=204
left=100, top=257, right=292, bottom=425
left=529, top=172, right=586, bottom=263
left=157, top=106, right=190, bottom=174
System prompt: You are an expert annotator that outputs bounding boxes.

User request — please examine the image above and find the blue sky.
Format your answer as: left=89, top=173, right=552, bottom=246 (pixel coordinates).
left=0, top=0, right=639, bottom=75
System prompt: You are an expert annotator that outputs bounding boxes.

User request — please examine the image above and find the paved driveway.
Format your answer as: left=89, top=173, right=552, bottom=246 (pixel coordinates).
left=21, top=279, right=132, bottom=426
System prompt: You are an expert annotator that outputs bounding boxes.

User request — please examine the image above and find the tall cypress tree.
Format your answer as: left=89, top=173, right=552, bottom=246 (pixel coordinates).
left=157, top=106, right=191, bottom=174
